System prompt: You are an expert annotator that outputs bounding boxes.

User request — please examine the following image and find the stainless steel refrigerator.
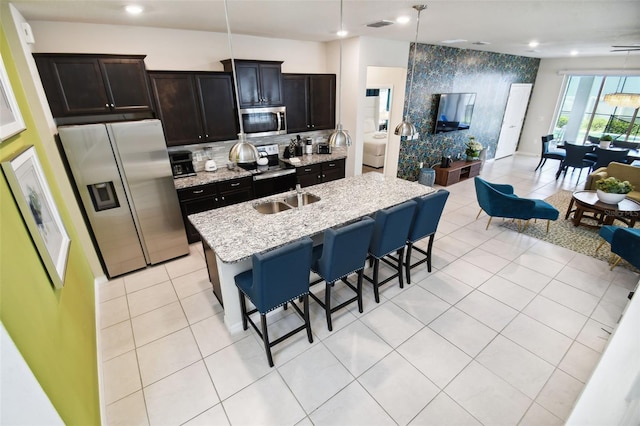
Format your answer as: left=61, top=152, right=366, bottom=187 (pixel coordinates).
left=58, top=119, right=189, bottom=277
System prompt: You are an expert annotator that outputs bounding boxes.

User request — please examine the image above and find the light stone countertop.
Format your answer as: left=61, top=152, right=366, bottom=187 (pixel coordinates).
left=188, top=173, right=435, bottom=263
left=172, top=167, right=253, bottom=190
left=173, top=149, right=347, bottom=190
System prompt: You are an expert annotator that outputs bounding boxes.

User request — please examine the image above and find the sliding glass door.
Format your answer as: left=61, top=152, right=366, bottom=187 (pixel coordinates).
left=554, top=75, right=639, bottom=143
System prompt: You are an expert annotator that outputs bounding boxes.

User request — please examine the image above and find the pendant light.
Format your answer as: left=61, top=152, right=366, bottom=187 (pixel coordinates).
left=394, top=5, right=427, bottom=137
left=328, top=0, right=352, bottom=147
left=225, top=0, right=258, bottom=165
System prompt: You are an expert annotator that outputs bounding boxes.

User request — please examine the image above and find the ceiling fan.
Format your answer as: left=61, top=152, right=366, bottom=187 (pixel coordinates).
left=611, top=45, right=640, bottom=52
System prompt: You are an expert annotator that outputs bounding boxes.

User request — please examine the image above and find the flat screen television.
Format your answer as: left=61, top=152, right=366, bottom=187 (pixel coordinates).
left=434, top=93, right=476, bottom=134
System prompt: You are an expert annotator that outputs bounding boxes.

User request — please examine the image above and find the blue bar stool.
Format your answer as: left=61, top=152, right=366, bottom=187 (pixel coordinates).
left=234, top=237, right=313, bottom=367
left=310, top=217, right=375, bottom=331
left=363, top=200, right=417, bottom=303
left=405, top=190, right=450, bottom=284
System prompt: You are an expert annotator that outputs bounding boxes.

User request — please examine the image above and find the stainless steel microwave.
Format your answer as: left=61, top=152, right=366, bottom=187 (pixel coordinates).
left=240, top=106, right=286, bottom=137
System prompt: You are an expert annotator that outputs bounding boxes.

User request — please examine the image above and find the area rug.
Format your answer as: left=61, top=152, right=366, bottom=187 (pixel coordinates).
left=498, top=190, right=639, bottom=269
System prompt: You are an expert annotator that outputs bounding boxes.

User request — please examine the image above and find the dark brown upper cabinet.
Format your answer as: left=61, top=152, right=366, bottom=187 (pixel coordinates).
left=148, top=71, right=238, bottom=147
left=221, top=60, right=284, bottom=108
left=34, top=54, right=153, bottom=117
left=283, top=74, right=336, bottom=133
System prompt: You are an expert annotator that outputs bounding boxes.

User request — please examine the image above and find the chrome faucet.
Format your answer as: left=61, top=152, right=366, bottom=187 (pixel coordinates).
left=296, top=184, right=303, bottom=208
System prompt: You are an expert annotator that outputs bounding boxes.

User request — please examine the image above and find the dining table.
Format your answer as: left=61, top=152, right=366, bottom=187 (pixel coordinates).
left=554, top=141, right=640, bottom=162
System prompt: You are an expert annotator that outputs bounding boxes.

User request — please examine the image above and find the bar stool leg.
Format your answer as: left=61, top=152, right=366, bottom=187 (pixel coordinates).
left=325, top=281, right=333, bottom=331
left=238, top=289, right=248, bottom=330
left=303, top=295, right=313, bottom=343
left=260, top=314, right=274, bottom=367
left=372, top=258, right=380, bottom=303
left=397, top=248, right=405, bottom=289
left=405, top=243, right=414, bottom=284
left=356, top=270, right=364, bottom=313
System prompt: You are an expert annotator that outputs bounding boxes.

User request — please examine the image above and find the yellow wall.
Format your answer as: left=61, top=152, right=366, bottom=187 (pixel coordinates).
left=0, top=26, right=101, bottom=424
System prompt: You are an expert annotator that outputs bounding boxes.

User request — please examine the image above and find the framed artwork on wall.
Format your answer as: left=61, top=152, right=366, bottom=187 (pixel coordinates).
left=2, top=146, right=70, bottom=288
left=0, top=53, right=26, bottom=142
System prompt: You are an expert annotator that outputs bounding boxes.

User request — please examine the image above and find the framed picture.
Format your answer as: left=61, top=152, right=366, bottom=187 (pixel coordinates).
left=0, top=53, right=26, bottom=141
left=2, top=146, right=70, bottom=288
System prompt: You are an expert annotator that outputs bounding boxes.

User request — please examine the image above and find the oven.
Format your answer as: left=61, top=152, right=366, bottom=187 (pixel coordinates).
left=253, top=169, right=297, bottom=198
left=242, top=144, right=297, bottom=198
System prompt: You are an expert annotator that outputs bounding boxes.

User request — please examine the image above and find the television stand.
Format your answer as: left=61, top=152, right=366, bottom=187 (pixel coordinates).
left=434, top=160, right=481, bottom=186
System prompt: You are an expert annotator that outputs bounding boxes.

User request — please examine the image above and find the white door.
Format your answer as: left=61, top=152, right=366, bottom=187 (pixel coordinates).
left=495, top=83, right=532, bottom=159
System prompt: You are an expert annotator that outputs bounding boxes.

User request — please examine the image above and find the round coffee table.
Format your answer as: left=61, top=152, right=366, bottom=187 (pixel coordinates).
left=565, top=190, right=640, bottom=228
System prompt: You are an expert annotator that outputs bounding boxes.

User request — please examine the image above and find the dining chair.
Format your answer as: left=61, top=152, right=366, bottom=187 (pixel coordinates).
left=310, top=217, right=374, bottom=331
left=234, top=237, right=313, bottom=367
left=535, top=134, right=565, bottom=171
left=591, top=147, right=630, bottom=170
left=363, top=200, right=417, bottom=303
left=555, top=143, right=596, bottom=180
left=404, top=190, right=450, bottom=284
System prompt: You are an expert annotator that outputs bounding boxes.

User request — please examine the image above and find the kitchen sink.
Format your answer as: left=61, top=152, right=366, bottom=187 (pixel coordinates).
left=254, top=193, right=321, bottom=214
left=283, top=193, right=321, bottom=208
left=254, top=200, right=292, bottom=214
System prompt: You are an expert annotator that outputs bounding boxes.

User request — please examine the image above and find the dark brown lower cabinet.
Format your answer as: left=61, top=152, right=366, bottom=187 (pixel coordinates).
left=296, top=159, right=345, bottom=188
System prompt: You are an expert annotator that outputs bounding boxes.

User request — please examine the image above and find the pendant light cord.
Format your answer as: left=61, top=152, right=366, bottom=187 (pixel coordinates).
left=337, top=0, right=344, bottom=126
left=224, top=0, right=244, bottom=136
left=406, top=6, right=425, bottom=120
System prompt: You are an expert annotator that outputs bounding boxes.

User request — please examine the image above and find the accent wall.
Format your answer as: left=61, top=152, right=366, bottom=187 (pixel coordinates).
left=0, top=26, right=101, bottom=424
left=397, top=44, right=540, bottom=180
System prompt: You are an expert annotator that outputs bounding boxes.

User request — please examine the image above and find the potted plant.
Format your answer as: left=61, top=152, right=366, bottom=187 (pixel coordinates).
left=595, top=176, right=634, bottom=204
left=600, top=134, right=613, bottom=149
left=465, top=136, right=483, bottom=161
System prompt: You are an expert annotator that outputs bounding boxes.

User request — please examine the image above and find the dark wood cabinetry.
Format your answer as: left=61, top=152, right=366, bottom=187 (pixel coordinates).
left=283, top=74, right=336, bottom=133
left=177, top=177, right=253, bottom=243
left=221, top=60, right=283, bottom=107
left=296, top=158, right=345, bottom=188
left=149, top=71, right=238, bottom=147
left=34, top=54, right=153, bottom=117
left=434, top=160, right=481, bottom=186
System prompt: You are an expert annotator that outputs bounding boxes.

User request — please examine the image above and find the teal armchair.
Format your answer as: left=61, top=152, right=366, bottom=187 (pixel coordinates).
left=474, top=177, right=559, bottom=232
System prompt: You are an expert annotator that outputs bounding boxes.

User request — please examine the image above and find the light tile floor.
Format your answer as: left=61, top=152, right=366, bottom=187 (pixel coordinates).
left=99, top=154, right=639, bottom=425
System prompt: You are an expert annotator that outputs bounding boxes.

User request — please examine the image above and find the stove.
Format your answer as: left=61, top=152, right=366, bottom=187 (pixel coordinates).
left=243, top=144, right=297, bottom=197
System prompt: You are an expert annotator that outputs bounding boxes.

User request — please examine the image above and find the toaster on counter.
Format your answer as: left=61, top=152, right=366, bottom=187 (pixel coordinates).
left=317, top=143, right=331, bottom=154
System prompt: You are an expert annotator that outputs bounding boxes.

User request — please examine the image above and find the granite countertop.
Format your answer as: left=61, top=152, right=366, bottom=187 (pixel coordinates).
left=173, top=148, right=347, bottom=190
left=173, top=167, right=253, bottom=190
left=281, top=148, right=347, bottom=167
left=188, top=173, right=434, bottom=263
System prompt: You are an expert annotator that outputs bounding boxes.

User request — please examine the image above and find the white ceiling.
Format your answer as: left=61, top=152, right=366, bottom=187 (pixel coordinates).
left=8, top=0, right=640, bottom=59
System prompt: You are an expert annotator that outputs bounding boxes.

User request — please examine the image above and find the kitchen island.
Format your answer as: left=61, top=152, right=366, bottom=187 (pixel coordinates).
left=188, top=173, right=435, bottom=332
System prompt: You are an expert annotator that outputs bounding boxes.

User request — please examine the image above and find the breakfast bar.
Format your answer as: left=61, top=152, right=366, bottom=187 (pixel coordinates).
left=188, top=173, right=435, bottom=332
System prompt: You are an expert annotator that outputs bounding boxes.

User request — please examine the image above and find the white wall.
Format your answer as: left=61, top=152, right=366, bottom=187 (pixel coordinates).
left=519, top=55, right=640, bottom=157
left=28, top=21, right=327, bottom=73
left=566, top=279, right=640, bottom=425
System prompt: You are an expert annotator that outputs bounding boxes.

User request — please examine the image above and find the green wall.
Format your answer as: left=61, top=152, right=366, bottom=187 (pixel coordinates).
left=0, top=26, right=101, bottom=424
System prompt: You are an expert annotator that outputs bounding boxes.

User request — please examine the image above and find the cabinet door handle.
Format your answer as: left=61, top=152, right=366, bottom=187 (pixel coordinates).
left=328, top=163, right=335, bottom=167
left=198, top=135, right=202, bottom=139
left=230, top=182, right=240, bottom=187
left=110, top=103, right=115, bottom=108
left=205, top=134, right=209, bottom=138
left=318, top=175, right=322, bottom=179
left=221, top=196, right=225, bottom=200
left=192, top=189, right=204, bottom=194
left=105, top=103, right=110, bottom=108
left=304, top=168, right=312, bottom=172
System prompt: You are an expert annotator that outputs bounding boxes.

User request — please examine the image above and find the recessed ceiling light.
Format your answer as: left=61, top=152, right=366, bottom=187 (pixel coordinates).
left=570, top=50, right=579, bottom=56
left=528, top=40, right=539, bottom=48
left=337, top=30, right=348, bottom=37
left=472, top=41, right=491, bottom=45
left=396, top=15, right=410, bottom=24
left=125, top=5, right=143, bottom=15
left=441, top=39, right=467, bottom=44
